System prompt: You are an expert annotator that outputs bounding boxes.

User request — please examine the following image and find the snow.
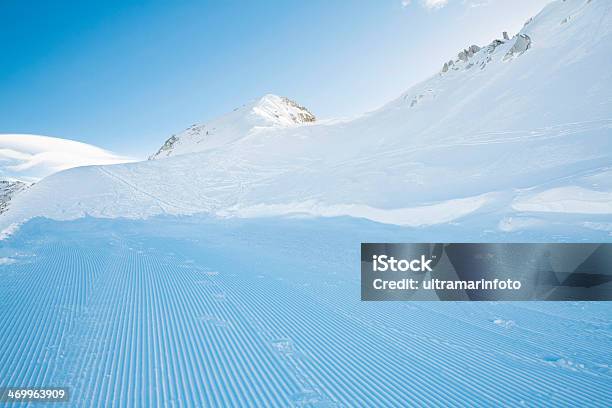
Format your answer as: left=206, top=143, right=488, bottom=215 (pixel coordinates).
left=0, top=134, right=134, bottom=182
left=1, top=0, right=611, bottom=236
left=0, top=257, right=15, bottom=265
left=513, top=186, right=612, bottom=214
left=0, top=223, right=21, bottom=241
left=0, top=2, right=611, bottom=405
left=219, top=192, right=494, bottom=226
left=0, top=215, right=610, bottom=406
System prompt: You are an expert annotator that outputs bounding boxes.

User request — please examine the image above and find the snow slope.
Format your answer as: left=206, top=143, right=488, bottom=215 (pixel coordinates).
left=0, top=134, right=133, bottom=182
left=1, top=0, right=611, bottom=235
left=0, top=216, right=610, bottom=406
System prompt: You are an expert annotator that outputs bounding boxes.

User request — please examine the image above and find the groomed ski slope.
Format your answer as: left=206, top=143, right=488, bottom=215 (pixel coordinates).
left=1, top=216, right=611, bottom=407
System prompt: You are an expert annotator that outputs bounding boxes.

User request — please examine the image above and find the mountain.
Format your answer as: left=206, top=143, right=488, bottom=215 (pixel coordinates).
left=1, top=0, right=611, bottom=236
left=150, top=94, right=316, bottom=159
left=0, top=134, right=134, bottom=183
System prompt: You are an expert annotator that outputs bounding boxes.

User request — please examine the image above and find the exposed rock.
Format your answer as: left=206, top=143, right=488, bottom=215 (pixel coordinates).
left=150, top=135, right=178, bottom=160
left=0, top=180, right=28, bottom=214
left=484, top=39, right=505, bottom=55
left=444, top=31, right=528, bottom=74
left=505, top=34, right=532, bottom=59
left=279, top=97, right=316, bottom=124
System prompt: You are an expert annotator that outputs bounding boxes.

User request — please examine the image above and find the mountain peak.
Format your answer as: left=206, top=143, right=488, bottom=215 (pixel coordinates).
left=251, top=94, right=316, bottom=126
left=150, top=95, right=315, bottom=159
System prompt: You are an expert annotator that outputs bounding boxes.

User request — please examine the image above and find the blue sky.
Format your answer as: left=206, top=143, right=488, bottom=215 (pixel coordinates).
left=0, top=0, right=549, bottom=158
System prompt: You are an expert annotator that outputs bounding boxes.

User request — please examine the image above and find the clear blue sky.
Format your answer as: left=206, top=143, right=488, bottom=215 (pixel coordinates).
left=0, top=0, right=549, bottom=158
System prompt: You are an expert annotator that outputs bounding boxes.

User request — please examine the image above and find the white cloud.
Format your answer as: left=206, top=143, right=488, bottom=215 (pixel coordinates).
left=0, top=134, right=134, bottom=182
left=463, top=0, right=491, bottom=8
left=423, top=0, right=449, bottom=9
left=402, top=0, right=449, bottom=10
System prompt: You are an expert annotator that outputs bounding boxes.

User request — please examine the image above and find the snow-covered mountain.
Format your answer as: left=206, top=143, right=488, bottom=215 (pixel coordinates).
left=0, top=134, right=133, bottom=182
left=150, top=94, right=316, bottom=159
left=1, top=0, right=611, bottom=235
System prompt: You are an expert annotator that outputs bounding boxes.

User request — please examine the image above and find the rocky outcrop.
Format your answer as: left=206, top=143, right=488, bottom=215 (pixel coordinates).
left=504, top=34, right=531, bottom=60
left=440, top=30, right=532, bottom=74
left=251, top=95, right=316, bottom=126
left=0, top=180, right=28, bottom=214
left=279, top=97, right=316, bottom=124
left=150, top=135, right=178, bottom=160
